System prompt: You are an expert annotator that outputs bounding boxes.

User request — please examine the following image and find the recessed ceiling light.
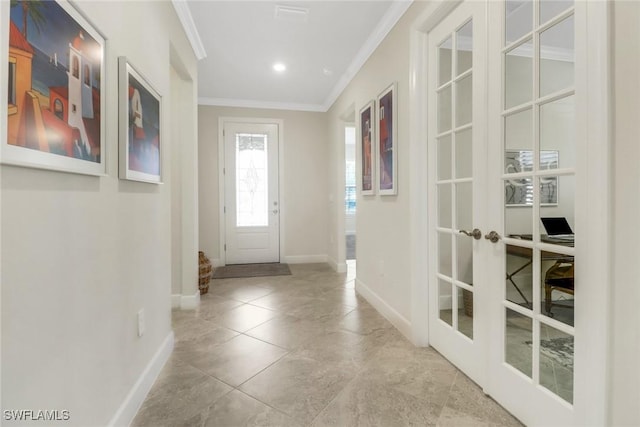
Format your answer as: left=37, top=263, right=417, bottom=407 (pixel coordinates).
left=273, top=63, right=286, bottom=72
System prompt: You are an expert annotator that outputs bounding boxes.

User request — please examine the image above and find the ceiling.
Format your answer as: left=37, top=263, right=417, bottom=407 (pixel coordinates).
left=176, top=1, right=413, bottom=112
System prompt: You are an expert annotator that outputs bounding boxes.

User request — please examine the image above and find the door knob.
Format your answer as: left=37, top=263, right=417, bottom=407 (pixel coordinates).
left=459, top=229, right=482, bottom=240
left=485, top=231, right=501, bottom=243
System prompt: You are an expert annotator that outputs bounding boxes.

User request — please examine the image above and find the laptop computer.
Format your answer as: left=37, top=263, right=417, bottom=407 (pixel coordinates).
left=541, top=217, right=574, bottom=241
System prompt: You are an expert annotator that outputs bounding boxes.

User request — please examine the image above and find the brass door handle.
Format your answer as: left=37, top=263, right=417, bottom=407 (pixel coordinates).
left=459, top=229, right=482, bottom=240
left=485, top=231, right=501, bottom=243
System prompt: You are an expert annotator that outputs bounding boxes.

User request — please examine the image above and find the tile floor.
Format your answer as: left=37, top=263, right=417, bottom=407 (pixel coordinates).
left=132, top=263, right=522, bottom=427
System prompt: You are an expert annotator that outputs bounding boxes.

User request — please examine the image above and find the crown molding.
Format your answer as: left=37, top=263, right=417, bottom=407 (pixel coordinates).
left=198, top=97, right=326, bottom=113
left=322, top=0, right=414, bottom=111
left=196, top=0, right=413, bottom=113
left=172, top=0, right=207, bottom=60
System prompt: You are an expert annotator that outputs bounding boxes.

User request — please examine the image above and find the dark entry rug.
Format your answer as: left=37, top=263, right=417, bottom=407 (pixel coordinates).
left=212, top=263, right=292, bottom=279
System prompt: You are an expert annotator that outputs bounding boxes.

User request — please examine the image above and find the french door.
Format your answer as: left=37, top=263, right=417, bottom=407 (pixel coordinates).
left=427, top=0, right=487, bottom=386
left=485, top=1, right=579, bottom=424
left=223, top=122, right=280, bottom=264
left=427, top=0, right=602, bottom=425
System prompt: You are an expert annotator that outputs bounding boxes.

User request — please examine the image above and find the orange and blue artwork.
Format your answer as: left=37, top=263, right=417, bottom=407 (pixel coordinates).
left=7, top=0, right=103, bottom=165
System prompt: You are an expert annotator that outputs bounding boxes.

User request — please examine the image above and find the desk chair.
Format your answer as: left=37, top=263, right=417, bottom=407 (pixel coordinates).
left=544, top=260, right=574, bottom=316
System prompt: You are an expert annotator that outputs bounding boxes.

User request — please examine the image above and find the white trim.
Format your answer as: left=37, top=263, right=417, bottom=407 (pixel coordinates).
left=171, top=295, right=181, bottom=309
left=572, top=1, right=610, bottom=425
left=327, top=256, right=348, bottom=273
left=323, top=0, right=414, bottom=111
left=200, top=97, right=325, bottom=113
left=218, top=117, right=285, bottom=266
left=171, top=0, right=207, bottom=60
left=283, top=255, right=328, bottom=264
left=355, top=278, right=412, bottom=342
left=180, top=291, right=200, bottom=310
left=409, top=24, right=430, bottom=347
left=108, top=332, right=174, bottom=427
left=197, top=2, right=413, bottom=113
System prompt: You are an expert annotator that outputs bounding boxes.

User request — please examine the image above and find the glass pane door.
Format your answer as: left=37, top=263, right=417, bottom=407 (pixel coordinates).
left=501, top=0, right=575, bottom=404
left=436, top=18, right=476, bottom=341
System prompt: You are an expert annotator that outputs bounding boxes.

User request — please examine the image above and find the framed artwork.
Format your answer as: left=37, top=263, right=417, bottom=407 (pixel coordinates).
left=377, top=83, right=397, bottom=195
left=2, top=0, right=106, bottom=175
left=505, top=150, right=558, bottom=206
left=118, top=57, right=162, bottom=184
left=359, top=100, right=375, bottom=195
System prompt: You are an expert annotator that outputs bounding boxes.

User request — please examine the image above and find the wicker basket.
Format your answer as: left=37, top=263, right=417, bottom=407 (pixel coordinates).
left=462, top=289, right=473, bottom=317
left=198, top=251, right=212, bottom=294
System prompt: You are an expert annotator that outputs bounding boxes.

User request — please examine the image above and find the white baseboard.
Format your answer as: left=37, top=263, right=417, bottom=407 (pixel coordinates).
left=212, top=258, right=223, bottom=268
left=171, top=294, right=181, bottom=309
left=327, top=256, right=347, bottom=273
left=108, top=332, right=174, bottom=427
left=355, top=278, right=412, bottom=341
left=180, top=291, right=200, bottom=310
left=282, top=254, right=328, bottom=264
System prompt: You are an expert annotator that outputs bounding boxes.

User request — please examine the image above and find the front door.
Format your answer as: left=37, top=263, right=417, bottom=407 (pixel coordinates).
left=223, top=122, right=280, bottom=264
left=427, top=0, right=487, bottom=386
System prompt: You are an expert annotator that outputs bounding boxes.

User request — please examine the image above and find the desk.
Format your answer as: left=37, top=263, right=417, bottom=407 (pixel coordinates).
left=506, top=235, right=574, bottom=314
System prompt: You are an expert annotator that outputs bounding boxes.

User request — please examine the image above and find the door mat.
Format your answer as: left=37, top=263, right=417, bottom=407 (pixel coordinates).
left=212, top=263, right=292, bottom=279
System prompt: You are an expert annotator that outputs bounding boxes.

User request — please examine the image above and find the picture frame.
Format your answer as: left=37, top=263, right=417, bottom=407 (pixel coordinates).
left=2, top=0, right=106, bottom=175
left=118, top=57, right=162, bottom=184
left=505, top=150, right=558, bottom=206
left=359, top=100, right=375, bottom=195
left=376, top=82, right=397, bottom=195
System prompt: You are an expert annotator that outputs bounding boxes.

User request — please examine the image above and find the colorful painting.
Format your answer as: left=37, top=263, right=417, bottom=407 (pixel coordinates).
left=118, top=57, right=162, bottom=183
left=359, top=101, right=375, bottom=195
left=377, top=83, right=397, bottom=195
left=4, top=0, right=105, bottom=175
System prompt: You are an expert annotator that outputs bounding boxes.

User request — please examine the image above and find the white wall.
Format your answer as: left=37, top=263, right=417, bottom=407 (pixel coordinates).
left=609, top=1, right=640, bottom=424
left=198, top=106, right=329, bottom=265
left=0, top=1, right=198, bottom=426
left=327, top=2, right=430, bottom=331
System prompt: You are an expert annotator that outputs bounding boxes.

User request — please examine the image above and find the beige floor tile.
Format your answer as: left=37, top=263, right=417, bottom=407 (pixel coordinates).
left=443, top=373, right=523, bottom=426
left=436, top=406, right=493, bottom=427
left=136, top=263, right=523, bottom=427
left=312, top=377, right=442, bottom=427
left=245, top=315, right=334, bottom=350
left=187, top=390, right=302, bottom=427
left=213, top=303, right=280, bottom=333
left=131, top=356, right=232, bottom=427
left=239, top=354, right=356, bottom=424
left=212, top=284, right=275, bottom=303
left=339, top=305, right=393, bottom=336
left=185, top=334, right=288, bottom=387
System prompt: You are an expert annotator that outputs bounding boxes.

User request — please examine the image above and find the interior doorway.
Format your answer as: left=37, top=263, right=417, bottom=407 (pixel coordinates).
left=345, top=125, right=356, bottom=262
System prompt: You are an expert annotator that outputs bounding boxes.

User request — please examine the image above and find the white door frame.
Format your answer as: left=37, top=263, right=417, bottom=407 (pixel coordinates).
left=409, top=0, right=610, bottom=424
left=217, top=117, right=285, bottom=266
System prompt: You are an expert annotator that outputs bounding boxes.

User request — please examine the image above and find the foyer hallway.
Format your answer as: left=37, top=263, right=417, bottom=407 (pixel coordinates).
left=132, top=264, right=521, bottom=426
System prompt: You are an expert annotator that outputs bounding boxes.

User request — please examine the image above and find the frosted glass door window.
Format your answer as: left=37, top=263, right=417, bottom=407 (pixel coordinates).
left=236, top=133, right=268, bottom=227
